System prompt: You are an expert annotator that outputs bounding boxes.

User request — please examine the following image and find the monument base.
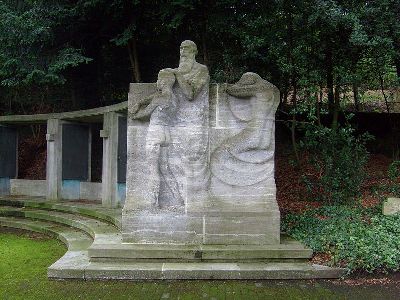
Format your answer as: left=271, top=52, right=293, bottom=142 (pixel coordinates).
left=122, top=209, right=280, bottom=245
left=77, top=235, right=346, bottom=280
left=89, top=236, right=310, bottom=262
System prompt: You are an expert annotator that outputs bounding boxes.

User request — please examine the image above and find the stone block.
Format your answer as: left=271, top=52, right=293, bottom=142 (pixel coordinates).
left=10, top=179, right=46, bottom=197
left=122, top=211, right=203, bottom=244
left=383, top=198, right=400, bottom=215
left=61, top=180, right=80, bottom=200
left=80, top=182, right=102, bottom=201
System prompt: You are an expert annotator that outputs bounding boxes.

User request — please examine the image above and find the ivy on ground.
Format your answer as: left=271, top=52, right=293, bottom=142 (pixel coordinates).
left=282, top=205, right=400, bottom=273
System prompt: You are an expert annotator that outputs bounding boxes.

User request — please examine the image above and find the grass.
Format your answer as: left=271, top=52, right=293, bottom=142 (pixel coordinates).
left=0, top=227, right=399, bottom=300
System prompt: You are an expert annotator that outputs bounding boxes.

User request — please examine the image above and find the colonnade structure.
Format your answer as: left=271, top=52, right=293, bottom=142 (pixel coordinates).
left=0, top=102, right=128, bottom=208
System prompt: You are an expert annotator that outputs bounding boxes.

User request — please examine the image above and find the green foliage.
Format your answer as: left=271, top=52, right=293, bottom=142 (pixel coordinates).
left=299, top=123, right=372, bottom=204
left=282, top=205, right=400, bottom=273
left=388, top=161, right=400, bottom=181
left=0, top=0, right=399, bottom=115
left=0, top=1, right=91, bottom=88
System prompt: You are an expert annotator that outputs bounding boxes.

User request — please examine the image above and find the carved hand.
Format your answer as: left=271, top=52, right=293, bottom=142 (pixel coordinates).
left=131, top=103, right=140, bottom=114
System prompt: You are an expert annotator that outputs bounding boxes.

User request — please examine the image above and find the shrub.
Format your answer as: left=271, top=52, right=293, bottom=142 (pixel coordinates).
left=282, top=205, right=400, bottom=273
left=388, top=160, right=400, bottom=181
left=299, top=124, right=372, bottom=204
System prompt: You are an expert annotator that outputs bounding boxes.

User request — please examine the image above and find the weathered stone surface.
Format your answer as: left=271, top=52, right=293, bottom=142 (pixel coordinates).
left=46, top=119, right=62, bottom=201
left=80, top=182, right=102, bottom=201
left=383, top=198, right=400, bottom=215
left=82, top=262, right=346, bottom=280
left=125, top=58, right=209, bottom=211
left=89, top=237, right=312, bottom=262
left=10, top=179, right=46, bottom=197
left=101, top=112, right=119, bottom=207
left=123, top=41, right=280, bottom=246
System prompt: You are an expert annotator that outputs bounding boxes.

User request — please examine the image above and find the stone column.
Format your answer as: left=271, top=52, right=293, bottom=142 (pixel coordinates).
left=101, top=112, right=119, bottom=208
left=46, top=119, right=62, bottom=201
left=0, top=125, right=18, bottom=196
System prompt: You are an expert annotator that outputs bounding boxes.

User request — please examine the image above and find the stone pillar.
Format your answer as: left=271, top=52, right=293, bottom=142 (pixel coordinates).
left=101, top=112, right=119, bottom=208
left=0, top=125, right=18, bottom=196
left=46, top=119, right=62, bottom=201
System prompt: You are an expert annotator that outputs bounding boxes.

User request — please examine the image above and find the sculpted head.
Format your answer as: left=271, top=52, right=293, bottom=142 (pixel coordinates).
left=179, top=40, right=197, bottom=73
left=156, top=69, right=175, bottom=91
left=226, top=72, right=264, bottom=97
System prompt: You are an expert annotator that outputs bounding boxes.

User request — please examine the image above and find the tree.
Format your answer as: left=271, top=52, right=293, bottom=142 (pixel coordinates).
left=0, top=1, right=92, bottom=112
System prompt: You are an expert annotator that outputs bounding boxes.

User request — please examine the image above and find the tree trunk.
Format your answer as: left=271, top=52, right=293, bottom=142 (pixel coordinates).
left=353, top=83, right=360, bottom=111
left=378, top=72, right=390, bottom=113
left=201, top=32, right=209, bottom=67
left=70, top=82, right=77, bottom=109
left=128, top=37, right=141, bottom=83
left=332, top=85, right=340, bottom=129
left=282, top=90, right=288, bottom=106
left=201, top=2, right=209, bottom=66
left=395, top=56, right=400, bottom=83
left=286, top=3, right=299, bottom=163
left=291, top=81, right=300, bottom=163
left=325, top=46, right=334, bottom=115
left=316, top=89, right=321, bottom=126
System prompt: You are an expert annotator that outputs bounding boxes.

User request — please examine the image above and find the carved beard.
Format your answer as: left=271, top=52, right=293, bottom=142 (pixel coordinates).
left=178, top=56, right=194, bottom=73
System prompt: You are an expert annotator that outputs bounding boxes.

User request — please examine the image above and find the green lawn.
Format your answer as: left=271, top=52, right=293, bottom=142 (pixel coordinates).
left=0, top=228, right=398, bottom=300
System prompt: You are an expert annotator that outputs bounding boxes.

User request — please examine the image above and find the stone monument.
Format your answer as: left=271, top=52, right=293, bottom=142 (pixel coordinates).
left=0, top=40, right=345, bottom=279
left=123, top=40, right=280, bottom=245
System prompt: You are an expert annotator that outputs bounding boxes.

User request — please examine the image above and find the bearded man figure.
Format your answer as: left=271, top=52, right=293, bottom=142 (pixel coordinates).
left=165, top=40, right=211, bottom=210
left=173, top=40, right=209, bottom=101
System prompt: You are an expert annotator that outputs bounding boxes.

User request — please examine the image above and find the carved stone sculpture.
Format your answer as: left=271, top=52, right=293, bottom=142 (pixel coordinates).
left=211, top=72, right=279, bottom=186
left=130, top=69, right=180, bottom=207
left=124, top=41, right=280, bottom=245
left=125, top=40, right=209, bottom=212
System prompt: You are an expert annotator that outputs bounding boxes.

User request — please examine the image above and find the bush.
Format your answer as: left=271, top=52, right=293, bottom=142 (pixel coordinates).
left=299, top=124, right=372, bottom=204
left=388, top=160, right=400, bottom=181
left=282, top=205, right=400, bottom=273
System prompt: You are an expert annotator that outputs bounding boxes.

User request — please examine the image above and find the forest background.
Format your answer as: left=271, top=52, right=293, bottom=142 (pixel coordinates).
left=0, top=1, right=399, bottom=120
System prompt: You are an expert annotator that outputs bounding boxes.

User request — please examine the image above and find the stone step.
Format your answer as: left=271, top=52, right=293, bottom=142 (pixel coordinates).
left=0, top=206, right=121, bottom=245
left=0, top=216, right=92, bottom=279
left=0, top=198, right=347, bottom=280
left=88, top=236, right=312, bottom=262
left=0, top=216, right=93, bottom=250
left=0, top=197, right=121, bottom=228
left=0, top=215, right=345, bottom=280
left=53, top=261, right=346, bottom=280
